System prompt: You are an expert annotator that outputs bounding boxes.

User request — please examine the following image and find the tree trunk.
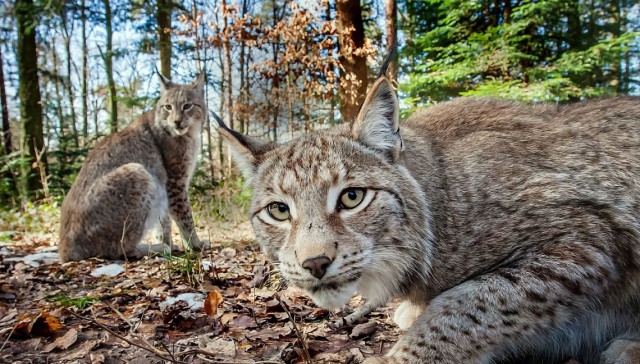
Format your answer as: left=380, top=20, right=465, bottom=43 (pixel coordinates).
left=81, top=0, right=89, bottom=141
left=270, top=0, right=279, bottom=142
left=103, top=0, right=118, bottom=134
left=52, top=41, right=67, bottom=152
left=157, top=0, right=172, bottom=78
left=0, top=44, right=12, bottom=156
left=336, top=0, right=368, bottom=122
left=16, top=0, right=45, bottom=197
left=238, top=0, right=248, bottom=134
left=385, top=0, right=397, bottom=81
left=62, top=20, right=79, bottom=149
left=221, top=0, right=233, bottom=129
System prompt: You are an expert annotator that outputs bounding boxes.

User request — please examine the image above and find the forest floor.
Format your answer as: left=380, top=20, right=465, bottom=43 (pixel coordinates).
left=0, top=220, right=402, bottom=364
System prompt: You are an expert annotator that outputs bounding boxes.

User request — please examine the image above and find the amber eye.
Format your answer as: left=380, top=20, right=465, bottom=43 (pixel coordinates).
left=267, top=202, right=290, bottom=221
left=163, top=104, right=172, bottom=112
left=339, top=188, right=365, bottom=209
left=183, top=103, right=194, bottom=111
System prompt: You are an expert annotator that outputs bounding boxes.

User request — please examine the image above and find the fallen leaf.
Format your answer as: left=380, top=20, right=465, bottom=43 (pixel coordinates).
left=42, top=328, right=78, bottom=352
left=204, top=289, right=223, bottom=317
left=230, top=315, right=258, bottom=329
left=14, top=312, right=63, bottom=338
left=349, top=321, right=377, bottom=339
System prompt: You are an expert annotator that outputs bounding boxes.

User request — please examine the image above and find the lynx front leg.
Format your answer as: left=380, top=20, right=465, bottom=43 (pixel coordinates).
left=166, top=180, right=205, bottom=250
left=367, top=242, right=626, bottom=363
left=601, top=338, right=640, bottom=364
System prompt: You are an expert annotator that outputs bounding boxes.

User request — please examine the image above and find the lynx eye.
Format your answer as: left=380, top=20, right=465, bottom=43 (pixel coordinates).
left=339, top=188, right=365, bottom=209
left=163, top=104, right=173, bottom=112
left=267, top=202, right=290, bottom=221
left=183, top=103, right=194, bottom=111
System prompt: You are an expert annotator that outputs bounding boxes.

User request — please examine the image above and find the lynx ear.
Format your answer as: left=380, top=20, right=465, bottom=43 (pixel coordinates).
left=213, top=112, right=274, bottom=180
left=156, top=68, right=173, bottom=89
left=351, top=77, right=403, bottom=160
left=192, top=72, right=205, bottom=93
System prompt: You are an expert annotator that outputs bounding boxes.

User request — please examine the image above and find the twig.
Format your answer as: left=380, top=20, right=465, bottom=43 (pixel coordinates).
left=64, top=309, right=187, bottom=364
left=65, top=308, right=279, bottom=364
left=104, top=300, right=133, bottom=331
left=277, top=296, right=312, bottom=364
left=0, top=324, right=16, bottom=352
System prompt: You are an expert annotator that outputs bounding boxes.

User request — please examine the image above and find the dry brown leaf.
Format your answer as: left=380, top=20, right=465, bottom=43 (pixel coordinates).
left=204, top=289, right=223, bottom=317
left=42, top=328, right=78, bottom=352
left=14, top=312, right=63, bottom=338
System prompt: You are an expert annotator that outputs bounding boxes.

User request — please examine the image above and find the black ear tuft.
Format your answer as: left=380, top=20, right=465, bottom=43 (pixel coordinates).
left=214, top=111, right=275, bottom=179
left=156, top=67, right=173, bottom=89
left=378, top=43, right=398, bottom=79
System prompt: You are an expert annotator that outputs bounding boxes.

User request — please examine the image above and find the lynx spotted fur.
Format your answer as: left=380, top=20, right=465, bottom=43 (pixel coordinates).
left=59, top=72, right=206, bottom=262
left=218, top=77, right=640, bottom=363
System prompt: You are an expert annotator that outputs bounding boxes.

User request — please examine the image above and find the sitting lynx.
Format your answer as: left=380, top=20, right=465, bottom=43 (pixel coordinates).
left=59, top=72, right=206, bottom=262
left=218, top=72, right=640, bottom=363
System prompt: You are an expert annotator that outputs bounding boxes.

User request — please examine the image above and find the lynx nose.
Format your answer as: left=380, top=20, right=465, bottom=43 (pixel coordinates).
left=302, top=256, right=333, bottom=279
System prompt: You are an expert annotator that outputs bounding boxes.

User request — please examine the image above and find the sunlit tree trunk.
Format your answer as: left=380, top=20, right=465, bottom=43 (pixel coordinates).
left=16, top=0, right=46, bottom=197
left=102, top=0, right=118, bottom=134
left=336, top=0, right=368, bottom=122
left=385, top=0, right=397, bottom=81
left=62, top=19, right=79, bottom=149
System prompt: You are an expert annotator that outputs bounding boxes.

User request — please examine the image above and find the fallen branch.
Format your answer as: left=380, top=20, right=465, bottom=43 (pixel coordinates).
left=65, top=309, right=282, bottom=364
left=278, top=296, right=312, bottom=364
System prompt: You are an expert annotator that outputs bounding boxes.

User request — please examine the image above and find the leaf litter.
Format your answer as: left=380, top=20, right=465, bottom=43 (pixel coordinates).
left=0, top=226, right=402, bottom=363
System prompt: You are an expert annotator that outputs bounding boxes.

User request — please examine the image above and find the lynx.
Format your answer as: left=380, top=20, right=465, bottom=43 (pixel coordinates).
left=218, top=75, right=640, bottom=363
left=59, top=72, right=207, bottom=262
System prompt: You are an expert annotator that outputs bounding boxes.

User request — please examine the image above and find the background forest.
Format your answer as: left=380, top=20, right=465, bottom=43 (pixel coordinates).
left=0, top=0, right=639, bottom=226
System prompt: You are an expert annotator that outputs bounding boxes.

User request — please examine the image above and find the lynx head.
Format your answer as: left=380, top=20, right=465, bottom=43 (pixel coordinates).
left=218, top=78, right=432, bottom=309
left=155, top=71, right=206, bottom=137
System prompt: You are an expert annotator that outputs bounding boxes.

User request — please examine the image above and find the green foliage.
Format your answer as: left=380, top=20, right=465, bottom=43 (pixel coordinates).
left=401, top=0, right=640, bottom=104
left=0, top=198, right=62, bottom=235
left=162, top=248, right=204, bottom=288
left=191, top=176, right=252, bottom=224
left=49, top=293, right=98, bottom=309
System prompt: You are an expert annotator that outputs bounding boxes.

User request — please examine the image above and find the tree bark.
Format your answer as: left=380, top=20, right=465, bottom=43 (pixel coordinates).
left=62, top=19, right=79, bottom=148
left=16, top=0, right=45, bottom=196
left=221, top=0, right=233, bottom=129
left=385, top=0, right=398, bottom=81
left=157, top=0, right=172, bottom=78
left=0, top=44, right=12, bottom=156
left=81, top=0, right=89, bottom=141
left=102, top=0, right=118, bottom=134
left=336, top=0, right=368, bottom=122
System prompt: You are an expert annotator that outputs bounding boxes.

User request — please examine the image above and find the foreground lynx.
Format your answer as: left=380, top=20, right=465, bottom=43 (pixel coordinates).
left=218, top=75, right=640, bottom=363
left=59, top=73, right=206, bottom=262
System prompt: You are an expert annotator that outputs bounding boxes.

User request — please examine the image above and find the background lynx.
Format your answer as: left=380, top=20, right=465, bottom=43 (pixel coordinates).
left=219, top=76, right=640, bottom=363
left=59, top=73, right=206, bottom=262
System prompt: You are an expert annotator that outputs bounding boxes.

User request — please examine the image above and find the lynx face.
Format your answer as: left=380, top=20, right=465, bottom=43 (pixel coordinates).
left=155, top=73, right=206, bottom=137
left=219, top=80, right=432, bottom=309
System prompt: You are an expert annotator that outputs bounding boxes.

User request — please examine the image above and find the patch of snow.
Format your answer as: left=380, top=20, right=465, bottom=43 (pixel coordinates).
left=159, top=292, right=205, bottom=312
left=4, top=252, right=59, bottom=267
left=90, top=264, right=126, bottom=277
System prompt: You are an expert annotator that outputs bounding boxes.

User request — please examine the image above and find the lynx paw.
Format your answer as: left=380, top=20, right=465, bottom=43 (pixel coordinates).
left=601, top=339, right=640, bottom=364
left=190, top=239, right=211, bottom=251
left=393, top=301, right=424, bottom=330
